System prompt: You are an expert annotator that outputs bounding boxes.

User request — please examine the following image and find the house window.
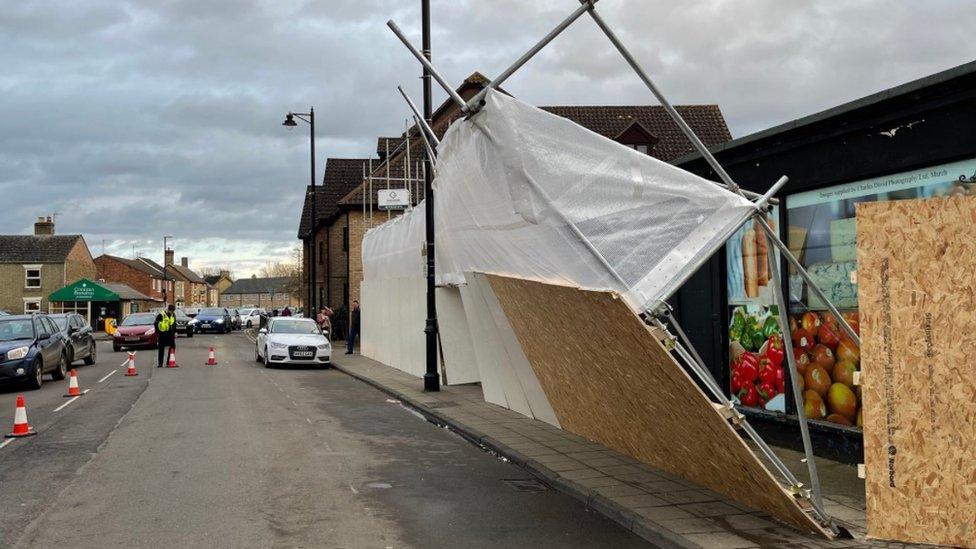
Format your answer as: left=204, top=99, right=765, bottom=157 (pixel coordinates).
left=624, top=143, right=649, bottom=154
left=342, top=227, right=349, bottom=252
left=24, top=266, right=41, bottom=288
left=318, top=241, right=324, bottom=265
left=24, top=298, right=41, bottom=314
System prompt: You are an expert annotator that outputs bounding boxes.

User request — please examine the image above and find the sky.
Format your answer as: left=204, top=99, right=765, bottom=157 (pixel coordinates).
left=1, top=0, right=974, bottom=277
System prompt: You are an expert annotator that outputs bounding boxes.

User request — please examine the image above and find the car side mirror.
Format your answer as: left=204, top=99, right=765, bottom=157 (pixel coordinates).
left=67, top=326, right=77, bottom=334
left=39, top=332, right=52, bottom=340
left=258, top=328, right=267, bottom=334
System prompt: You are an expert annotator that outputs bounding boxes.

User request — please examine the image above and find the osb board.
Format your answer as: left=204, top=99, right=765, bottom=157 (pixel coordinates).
left=857, top=196, right=976, bottom=547
left=484, top=274, right=827, bottom=536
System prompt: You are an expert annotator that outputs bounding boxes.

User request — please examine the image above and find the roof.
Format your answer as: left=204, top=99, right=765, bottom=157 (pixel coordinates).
left=203, top=274, right=227, bottom=285
left=336, top=72, right=732, bottom=207
left=223, top=276, right=293, bottom=295
left=97, top=254, right=161, bottom=277
left=378, top=137, right=404, bottom=158
left=0, top=235, right=84, bottom=264
left=298, top=158, right=373, bottom=238
left=136, top=257, right=167, bottom=277
left=673, top=59, right=976, bottom=166
left=100, top=282, right=157, bottom=301
left=169, top=264, right=207, bottom=284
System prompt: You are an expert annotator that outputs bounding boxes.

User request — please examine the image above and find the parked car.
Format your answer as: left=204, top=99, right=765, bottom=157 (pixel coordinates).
left=0, top=315, right=69, bottom=389
left=183, top=307, right=200, bottom=318
left=238, top=308, right=263, bottom=328
left=0, top=311, right=10, bottom=316
left=194, top=307, right=233, bottom=333
left=151, top=308, right=195, bottom=337
left=112, top=312, right=158, bottom=352
left=228, top=308, right=242, bottom=330
left=255, top=317, right=330, bottom=368
left=49, top=313, right=97, bottom=366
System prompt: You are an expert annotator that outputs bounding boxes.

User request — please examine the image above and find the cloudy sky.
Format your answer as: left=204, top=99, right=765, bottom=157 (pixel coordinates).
left=2, top=1, right=974, bottom=277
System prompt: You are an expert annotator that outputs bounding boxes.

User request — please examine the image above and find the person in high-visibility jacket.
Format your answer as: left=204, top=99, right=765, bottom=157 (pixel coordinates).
left=155, top=304, right=177, bottom=367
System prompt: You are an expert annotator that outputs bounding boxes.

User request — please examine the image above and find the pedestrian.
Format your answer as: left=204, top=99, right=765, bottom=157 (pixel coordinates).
left=155, top=304, right=177, bottom=367
left=281, top=306, right=292, bottom=317
left=346, top=300, right=360, bottom=355
left=317, top=307, right=332, bottom=335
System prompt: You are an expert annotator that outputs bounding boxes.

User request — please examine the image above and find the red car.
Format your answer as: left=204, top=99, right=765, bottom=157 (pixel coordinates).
left=113, top=312, right=158, bottom=352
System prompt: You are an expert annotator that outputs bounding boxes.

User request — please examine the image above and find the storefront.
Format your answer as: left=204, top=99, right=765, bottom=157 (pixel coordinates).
left=671, top=60, right=976, bottom=462
left=49, top=278, right=160, bottom=330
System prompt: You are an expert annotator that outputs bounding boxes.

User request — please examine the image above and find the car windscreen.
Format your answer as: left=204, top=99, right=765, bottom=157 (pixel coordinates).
left=0, top=319, right=35, bottom=342
left=121, top=314, right=156, bottom=326
left=199, top=308, right=224, bottom=316
left=50, top=316, right=69, bottom=329
left=270, top=320, right=320, bottom=335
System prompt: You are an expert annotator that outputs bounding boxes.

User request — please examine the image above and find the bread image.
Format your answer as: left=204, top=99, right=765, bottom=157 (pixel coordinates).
left=754, top=218, right=769, bottom=285
left=742, top=228, right=759, bottom=298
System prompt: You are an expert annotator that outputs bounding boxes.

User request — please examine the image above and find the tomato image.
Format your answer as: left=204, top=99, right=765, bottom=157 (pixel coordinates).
left=803, top=390, right=827, bottom=419
left=817, top=322, right=841, bottom=349
left=826, top=383, right=858, bottom=422
left=836, top=338, right=860, bottom=364
left=792, top=328, right=815, bottom=352
left=832, top=360, right=857, bottom=388
left=801, top=311, right=821, bottom=333
left=804, top=365, right=832, bottom=399
left=811, top=344, right=836, bottom=369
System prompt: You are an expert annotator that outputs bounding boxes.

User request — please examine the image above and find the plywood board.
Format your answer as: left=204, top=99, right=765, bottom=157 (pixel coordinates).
left=856, top=196, right=976, bottom=547
left=459, top=282, right=510, bottom=409
left=485, top=274, right=826, bottom=535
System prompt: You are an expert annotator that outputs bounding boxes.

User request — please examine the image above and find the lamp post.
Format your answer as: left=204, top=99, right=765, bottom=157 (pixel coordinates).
left=162, top=235, right=173, bottom=305
left=283, top=108, right=317, bottom=319
left=421, top=0, right=439, bottom=392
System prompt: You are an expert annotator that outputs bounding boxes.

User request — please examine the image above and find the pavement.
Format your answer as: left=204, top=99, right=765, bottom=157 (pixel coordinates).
left=1, top=332, right=655, bottom=548
left=332, top=351, right=930, bottom=549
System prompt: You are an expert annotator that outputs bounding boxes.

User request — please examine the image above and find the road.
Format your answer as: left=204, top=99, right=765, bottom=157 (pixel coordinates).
left=0, top=332, right=653, bottom=548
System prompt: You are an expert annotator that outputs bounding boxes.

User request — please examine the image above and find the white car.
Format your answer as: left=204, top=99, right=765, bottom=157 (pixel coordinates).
left=239, top=308, right=263, bottom=329
left=255, top=317, right=330, bottom=368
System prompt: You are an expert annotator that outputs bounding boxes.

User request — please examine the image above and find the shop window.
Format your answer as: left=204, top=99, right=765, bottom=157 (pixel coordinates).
left=729, top=157, right=976, bottom=431
left=24, top=299, right=41, bottom=314
left=24, top=266, right=41, bottom=288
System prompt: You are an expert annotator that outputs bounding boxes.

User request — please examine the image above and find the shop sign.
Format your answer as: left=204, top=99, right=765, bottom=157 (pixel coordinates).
left=378, top=188, right=410, bottom=210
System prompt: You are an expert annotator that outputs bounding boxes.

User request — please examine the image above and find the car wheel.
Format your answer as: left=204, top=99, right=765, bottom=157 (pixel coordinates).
left=84, top=342, right=96, bottom=365
left=66, top=348, right=75, bottom=366
left=247, top=320, right=252, bottom=328
left=255, top=345, right=262, bottom=363
left=187, top=329, right=194, bottom=338
left=113, top=344, right=121, bottom=352
left=26, top=358, right=43, bottom=390
left=52, top=353, right=68, bottom=381
left=263, top=346, right=272, bottom=368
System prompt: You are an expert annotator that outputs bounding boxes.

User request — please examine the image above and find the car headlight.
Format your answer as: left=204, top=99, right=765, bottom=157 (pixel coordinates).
left=215, top=319, right=224, bottom=323
left=317, top=344, right=330, bottom=350
left=144, top=328, right=155, bottom=336
left=188, top=318, right=199, bottom=325
left=6, top=346, right=29, bottom=360
left=269, top=341, right=287, bottom=349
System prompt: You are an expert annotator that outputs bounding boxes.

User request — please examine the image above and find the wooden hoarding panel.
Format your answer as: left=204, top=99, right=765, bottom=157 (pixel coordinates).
left=857, top=196, right=976, bottom=547
left=484, top=274, right=826, bottom=535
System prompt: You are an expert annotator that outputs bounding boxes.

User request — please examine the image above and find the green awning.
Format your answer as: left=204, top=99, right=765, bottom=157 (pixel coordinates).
left=49, top=278, right=119, bottom=302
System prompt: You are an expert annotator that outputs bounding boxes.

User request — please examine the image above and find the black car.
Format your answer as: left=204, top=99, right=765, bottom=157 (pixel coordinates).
left=49, top=313, right=97, bottom=367
left=0, top=315, right=69, bottom=389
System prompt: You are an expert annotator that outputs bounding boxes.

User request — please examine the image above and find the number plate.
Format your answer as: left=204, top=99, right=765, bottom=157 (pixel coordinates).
left=292, top=351, right=314, bottom=358
left=125, top=337, right=140, bottom=342
left=202, top=323, right=211, bottom=328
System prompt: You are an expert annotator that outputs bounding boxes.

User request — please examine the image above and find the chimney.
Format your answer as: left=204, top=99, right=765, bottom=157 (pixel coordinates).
left=34, top=216, right=55, bottom=236
left=219, top=269, right=229, bottom=278
left=181, top=256, right=189, bottom=268
left=164, top=249, right=174, bottom=266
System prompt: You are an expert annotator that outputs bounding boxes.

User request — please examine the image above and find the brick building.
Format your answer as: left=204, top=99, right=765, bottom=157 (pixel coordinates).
left=94, top=254, right=172, bottom=302
left=300, top=72, right=735, bottom=321
left=0, top=217, right=98, bottom=314
left=219, top=276, right=300, bottom=310
left=204, top=270, right=233, bottom=306
left=162, top=250, right=209, bottom=307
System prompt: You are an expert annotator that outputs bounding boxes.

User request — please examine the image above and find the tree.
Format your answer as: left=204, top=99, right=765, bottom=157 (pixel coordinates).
left=259, top=247, right=303, bottom=301
left=198, top=266, right=233, bottom=278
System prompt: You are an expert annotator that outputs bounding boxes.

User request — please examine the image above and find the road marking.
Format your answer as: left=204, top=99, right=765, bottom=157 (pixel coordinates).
left=0, top=438, right=14, bottom=450
left=349, top=483, right=359, bottom=494
left=305, top=418, right=312, bottom=424
left=98, top=369, right=117, bottom=383
left=53, top=389, right=90, bottom=412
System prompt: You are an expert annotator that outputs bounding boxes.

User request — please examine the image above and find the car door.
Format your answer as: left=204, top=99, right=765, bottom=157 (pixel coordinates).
left=256, top=320, right=268, bottom=355
left=37, top=317, right=60, bottom=368
left=74, top=315, right=93, bottom=357
left=65, top=315, right=81, bottom=356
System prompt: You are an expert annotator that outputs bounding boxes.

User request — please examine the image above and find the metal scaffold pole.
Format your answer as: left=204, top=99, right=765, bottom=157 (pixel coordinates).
left=420, top=0, right=440, bottom=391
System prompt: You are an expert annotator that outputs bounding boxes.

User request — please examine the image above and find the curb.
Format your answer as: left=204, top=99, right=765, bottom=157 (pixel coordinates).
left=333, top=362, right=697, bottom=549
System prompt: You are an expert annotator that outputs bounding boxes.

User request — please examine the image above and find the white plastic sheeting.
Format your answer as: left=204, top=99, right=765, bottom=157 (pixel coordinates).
left=434, top=89, right=756, bottom=312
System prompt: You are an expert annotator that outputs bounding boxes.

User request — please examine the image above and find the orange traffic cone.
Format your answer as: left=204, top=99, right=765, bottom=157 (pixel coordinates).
left=205, top=347, right=217, bottom=366
left=64, top=368, right=82, bottom=397
left=124, top=352, right=138, bottom=376
left=5, top=395, right=37, bottom=438
left=167, top=349, right=178, bottom=368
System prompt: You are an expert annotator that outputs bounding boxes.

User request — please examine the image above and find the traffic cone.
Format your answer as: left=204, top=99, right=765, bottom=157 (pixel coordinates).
left=124, top=352, right=138, bottom=376
left=64, top=368, right=82, bottom=397
left=205, top=347, right=218, bottom=366
left=5, top=396, right=37, bottom=438
left=167, top=349, right=178, bottom=368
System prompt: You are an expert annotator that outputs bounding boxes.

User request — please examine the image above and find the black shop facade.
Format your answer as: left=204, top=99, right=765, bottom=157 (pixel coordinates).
left=667, top=60, right=976, bottom=463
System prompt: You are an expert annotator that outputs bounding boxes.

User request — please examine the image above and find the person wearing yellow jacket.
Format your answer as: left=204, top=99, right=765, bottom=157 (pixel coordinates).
left=155, top=304, right=177, bottom=367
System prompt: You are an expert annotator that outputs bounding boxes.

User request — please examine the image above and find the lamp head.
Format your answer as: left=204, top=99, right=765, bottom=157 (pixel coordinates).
left=282, top=113, right=297, bottom=128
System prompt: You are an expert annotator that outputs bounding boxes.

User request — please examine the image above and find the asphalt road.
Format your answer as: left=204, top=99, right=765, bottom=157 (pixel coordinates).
left=2, top=332, right=653, bottom=548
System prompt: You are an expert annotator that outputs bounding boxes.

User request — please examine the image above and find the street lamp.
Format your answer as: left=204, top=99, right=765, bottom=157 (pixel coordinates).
left=282, top=108, right=316, bottom=319
left=163, top=235, right=173, bottom=305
